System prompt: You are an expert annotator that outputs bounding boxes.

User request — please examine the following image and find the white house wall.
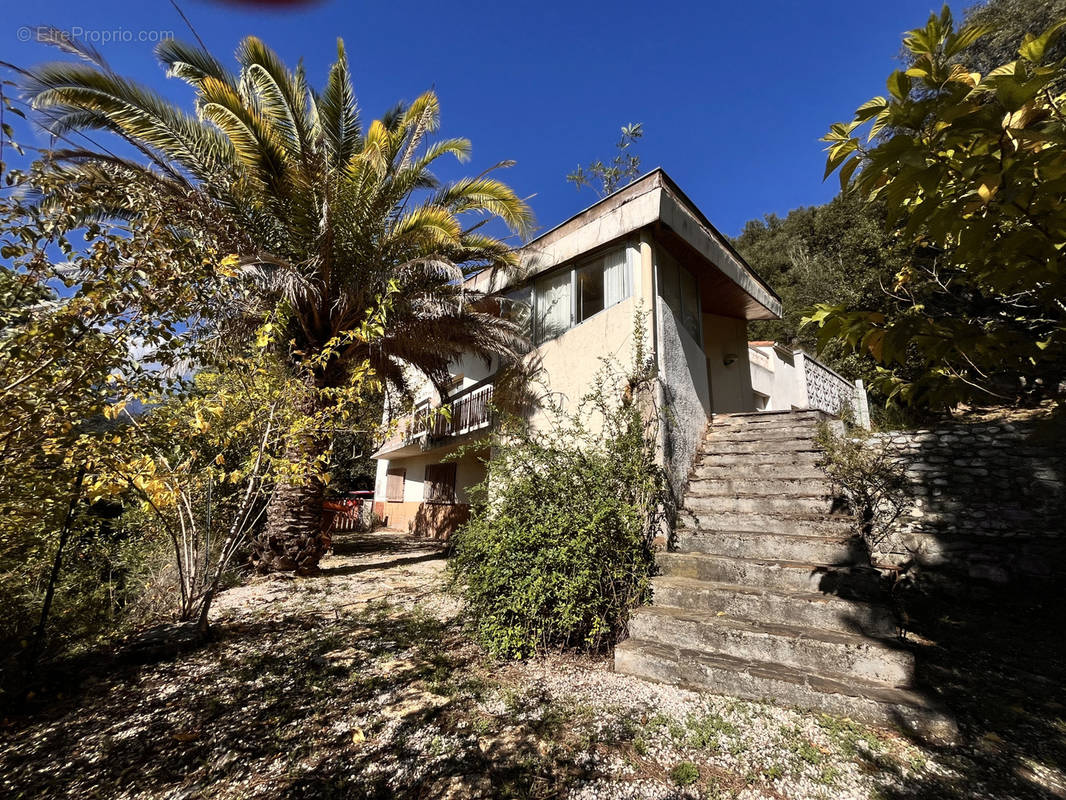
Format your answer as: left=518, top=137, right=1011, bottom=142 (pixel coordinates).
left=526, top=293, right=641, bottom=435
left=748, top=345, right=807, bottom=411
left=373, top=448, right=488, bottom=505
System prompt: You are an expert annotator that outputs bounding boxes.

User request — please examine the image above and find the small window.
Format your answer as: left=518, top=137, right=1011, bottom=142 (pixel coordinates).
left=679, top=267, right=700, bottom=341
left=657, top=248, right=700, bottom=342
left=602, top=248, right=632, bottom=309
left=424, top=463, right=457, bottom=504
left=577, top=262, right=604, bottom=322
left=660, top=255, right=680, bottom=316
left=386, top=468, right=406, bottom=502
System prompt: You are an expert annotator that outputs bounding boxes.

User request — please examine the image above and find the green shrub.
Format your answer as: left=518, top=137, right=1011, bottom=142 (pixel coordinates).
left=450, top=348, right=663, bottom=659
left=669, top=761, right=700, bottom=786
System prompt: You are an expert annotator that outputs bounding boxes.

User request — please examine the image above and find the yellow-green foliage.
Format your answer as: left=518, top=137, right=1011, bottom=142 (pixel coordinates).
left=810, top=7, right=1066, bottom=408
left=450, top=357, right=663, bottom=659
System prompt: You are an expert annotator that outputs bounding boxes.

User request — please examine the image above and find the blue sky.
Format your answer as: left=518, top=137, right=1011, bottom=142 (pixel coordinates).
left=4, top=0, right=949, bottom=239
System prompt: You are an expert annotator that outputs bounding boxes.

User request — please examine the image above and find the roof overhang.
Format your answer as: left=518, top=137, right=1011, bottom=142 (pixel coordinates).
left=469, top=168, right=781, bottom=321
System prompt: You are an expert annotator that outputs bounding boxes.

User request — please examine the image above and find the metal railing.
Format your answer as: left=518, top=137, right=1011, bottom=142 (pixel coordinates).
left=406, top=381, right=494, bottom=445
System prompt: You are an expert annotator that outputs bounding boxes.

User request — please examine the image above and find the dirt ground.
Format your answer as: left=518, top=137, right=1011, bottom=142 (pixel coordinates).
left=1, top=529, right=1063, bottom=799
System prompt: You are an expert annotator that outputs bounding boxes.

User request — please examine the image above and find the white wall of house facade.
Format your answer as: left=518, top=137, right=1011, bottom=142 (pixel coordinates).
left=749, top=343, right=807, bottom=411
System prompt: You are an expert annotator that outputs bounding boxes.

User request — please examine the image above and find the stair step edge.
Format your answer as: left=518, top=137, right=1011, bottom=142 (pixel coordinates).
left=632, top=605, right=905, bottom=650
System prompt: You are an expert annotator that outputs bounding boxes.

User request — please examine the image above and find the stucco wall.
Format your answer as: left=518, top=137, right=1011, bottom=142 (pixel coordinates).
left=701, top=314, right=753, bottom=413
left=657, top=297, right=711, bottom=498
left=525, top=294, right=640, bottom=434
left=748, top=345, right=806, bottom=411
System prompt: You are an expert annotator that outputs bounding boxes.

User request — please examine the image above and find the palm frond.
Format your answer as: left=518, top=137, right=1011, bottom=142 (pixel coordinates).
left=437, top=176, right=535, bottom=236
left=236, top=36, right=312, bottom=156
left=37, top=26, right=110, bottom=71
left=25, top=62, right=236, bottom=182
left=312, top=39, right=361, bottom=170
left=397, top=90, right=440, bottom=169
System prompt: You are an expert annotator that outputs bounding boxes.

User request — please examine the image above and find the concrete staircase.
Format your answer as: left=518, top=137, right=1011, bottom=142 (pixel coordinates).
left=615, top=410, right=955, bottom=742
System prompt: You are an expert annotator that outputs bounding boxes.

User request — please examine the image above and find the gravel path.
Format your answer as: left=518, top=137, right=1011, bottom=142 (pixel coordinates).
left=1, top=529, right=1060, bottom=799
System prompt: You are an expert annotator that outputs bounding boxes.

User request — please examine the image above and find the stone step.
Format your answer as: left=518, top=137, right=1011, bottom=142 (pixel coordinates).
left=692, top=464, right=829, bottom=482
left=711, top=410, right=827, bottom=427
left=697, top=451, right=824, bottom=468
left=704, top=428, right=821, bottom=444
left=628, top=606, right=913, bottom=684
left=702, top=439, right=824, bottom=456
left=685, top=493, right=842, bottom=516
left=613, top=640, right=956, bottom=744
left=656, top=551, right=881, bottom=597
left=687, top=477, right=835, bottom=497
left=684, top=510, right=855, bottom=537
left=650, top=577, right=896, bottom=637
left=674, top=529, right=864, bottom=564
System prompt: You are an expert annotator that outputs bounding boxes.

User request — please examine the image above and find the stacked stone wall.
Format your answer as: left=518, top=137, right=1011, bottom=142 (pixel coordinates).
left=862, top=421, right=1065, bottom=585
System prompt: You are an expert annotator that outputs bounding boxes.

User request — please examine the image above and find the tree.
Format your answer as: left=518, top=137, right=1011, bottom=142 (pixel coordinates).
left=19, top=34, right=534, bottom=572
left=733, top=194, right=910, bottom=375
left=811, top=7, right=1066, bottom=408
left=0, top=158, right=220, bottom=670
left=937, top=0, right=1066, bottom=78
left=567, top=123, right=644, bottom=197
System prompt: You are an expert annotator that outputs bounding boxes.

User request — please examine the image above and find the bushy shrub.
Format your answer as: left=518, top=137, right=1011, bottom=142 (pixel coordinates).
left=450, top=354, right=664, bottom=659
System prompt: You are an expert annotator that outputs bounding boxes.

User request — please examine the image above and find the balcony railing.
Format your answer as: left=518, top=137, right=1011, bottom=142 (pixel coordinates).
left=406, top=381, right=494, bottom=446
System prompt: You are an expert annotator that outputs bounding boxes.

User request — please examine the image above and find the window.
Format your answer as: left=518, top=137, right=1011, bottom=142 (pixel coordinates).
left=680, top=267, right=699, bottom=341
left=535, top=270, right=572, bottom=343
left=577, top=262, right=604, bottom=321
left=424, top=463, right=457, bottom=504
left=386, top=468, right=406, bottom=502
left=657, top=248, right=701, bottom=342
left=533, top=246, right=633, bottom=344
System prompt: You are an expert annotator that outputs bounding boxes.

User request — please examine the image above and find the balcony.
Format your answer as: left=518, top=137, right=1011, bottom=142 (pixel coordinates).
left=407, top=381, right=494, bottom=444
left=375, top=380, right=495, bottom=458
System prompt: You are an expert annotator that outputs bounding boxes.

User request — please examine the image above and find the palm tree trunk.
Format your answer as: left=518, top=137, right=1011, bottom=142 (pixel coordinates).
left=253, top=393, right=330, bottom=574
left=254, top=451, right=329, bottom=574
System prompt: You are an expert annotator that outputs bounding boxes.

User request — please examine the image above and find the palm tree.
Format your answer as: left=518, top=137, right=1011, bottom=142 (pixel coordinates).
left=21, top=34, right=534, bottom=573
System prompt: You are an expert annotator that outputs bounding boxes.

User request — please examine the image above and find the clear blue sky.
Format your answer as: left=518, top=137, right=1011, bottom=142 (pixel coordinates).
left=4, top=0, right=952, bottom=238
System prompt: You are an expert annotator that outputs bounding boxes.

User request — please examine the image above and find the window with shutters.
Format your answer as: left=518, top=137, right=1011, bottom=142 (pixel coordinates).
left=385, top=468, right=406, bottom=502
left=423, top=463, right=457, bottom=504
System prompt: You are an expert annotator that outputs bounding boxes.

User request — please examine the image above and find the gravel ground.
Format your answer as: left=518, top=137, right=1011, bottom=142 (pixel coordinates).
left=1, top=529, right=1062, bottom=799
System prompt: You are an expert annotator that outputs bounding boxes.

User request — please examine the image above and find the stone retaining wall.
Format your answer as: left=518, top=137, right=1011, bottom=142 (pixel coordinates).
left=861, top=421, right=1065, bottom=586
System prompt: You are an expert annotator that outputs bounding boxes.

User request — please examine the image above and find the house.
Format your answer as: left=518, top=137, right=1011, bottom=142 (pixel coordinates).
left=371, top=169, right=783, bottom=537
left=748, top=341, right=870, bottom=427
